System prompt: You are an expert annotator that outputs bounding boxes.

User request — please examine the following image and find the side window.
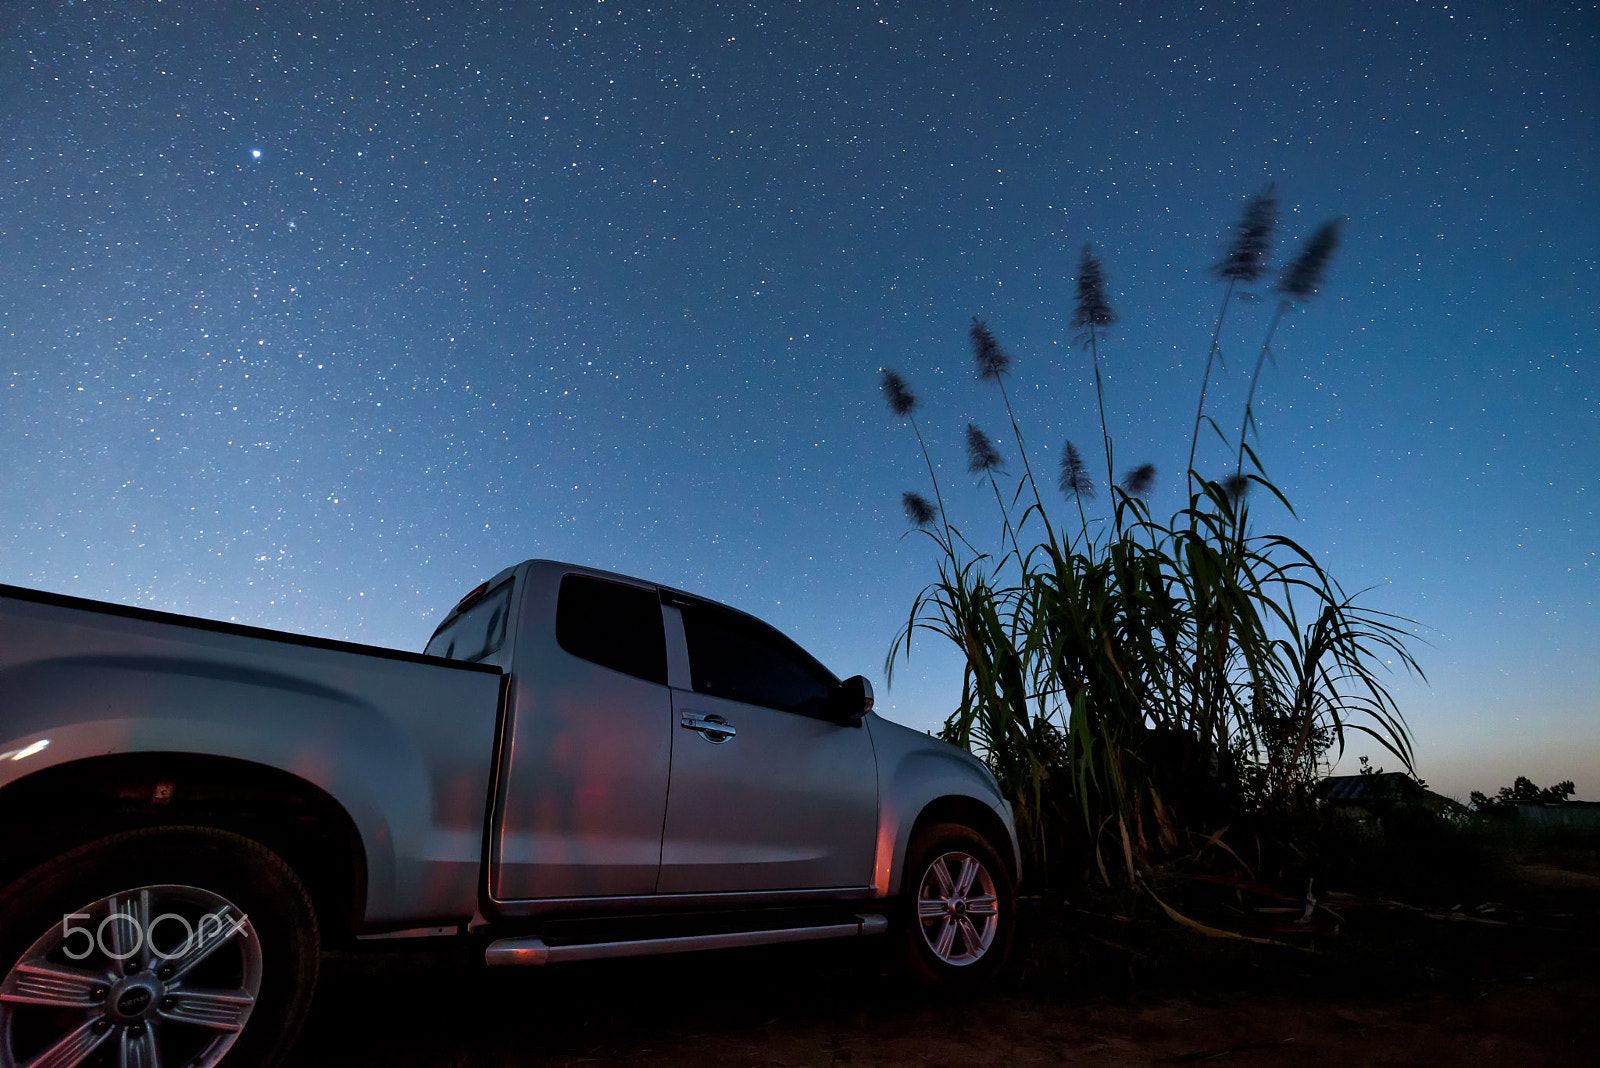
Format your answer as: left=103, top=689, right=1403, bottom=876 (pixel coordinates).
left=556, top=574, right=668, bottom=685
left=425, top=579, right=513, bottom=662
left=680, top=602, right=835, bottom=716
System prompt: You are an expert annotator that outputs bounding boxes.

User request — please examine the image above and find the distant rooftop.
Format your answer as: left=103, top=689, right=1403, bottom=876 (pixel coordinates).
left=1316, top=772, right=1425, bottom=802
left=1316, top=773, right=1462, bottom=814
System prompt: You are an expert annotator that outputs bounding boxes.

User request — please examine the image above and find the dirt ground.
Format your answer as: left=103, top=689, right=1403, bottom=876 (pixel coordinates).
left=289, top=954, right=1595, bottom=1067
left=284, top=867, right=1599, bottom=1067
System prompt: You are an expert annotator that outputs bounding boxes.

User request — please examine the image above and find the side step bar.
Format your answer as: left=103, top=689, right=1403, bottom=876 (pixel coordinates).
left=484, top=913, right=888, bottom=966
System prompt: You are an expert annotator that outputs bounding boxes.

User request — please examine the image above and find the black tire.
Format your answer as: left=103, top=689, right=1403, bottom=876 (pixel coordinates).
left=894, top=822, right=1016, bottom=988
left=0, top=826, right=319, bottom=1068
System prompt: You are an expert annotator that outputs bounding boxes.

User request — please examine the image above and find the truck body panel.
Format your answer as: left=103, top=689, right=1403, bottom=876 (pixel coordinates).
left=0, top=585, right=502, bottom=925
left=866, top=714, right=1020, bottom=896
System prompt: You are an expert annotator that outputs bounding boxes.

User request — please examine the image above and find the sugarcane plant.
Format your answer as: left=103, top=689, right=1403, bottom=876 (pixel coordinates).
left=881, top=193, right=1422, bottom=885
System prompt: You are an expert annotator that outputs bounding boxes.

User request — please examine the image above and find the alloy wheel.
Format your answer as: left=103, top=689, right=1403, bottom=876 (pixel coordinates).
left=1, top=883, right=261, bottom=1068
left=914, top=850, right=1000, bottom=966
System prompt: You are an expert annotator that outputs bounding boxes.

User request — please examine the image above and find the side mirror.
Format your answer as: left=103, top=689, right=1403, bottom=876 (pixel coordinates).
left=837, top=675, right=874, bottom=726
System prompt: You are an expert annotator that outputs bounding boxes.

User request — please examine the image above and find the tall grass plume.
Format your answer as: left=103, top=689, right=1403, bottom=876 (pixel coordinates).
left=878, top=196, right=1420, bottom=893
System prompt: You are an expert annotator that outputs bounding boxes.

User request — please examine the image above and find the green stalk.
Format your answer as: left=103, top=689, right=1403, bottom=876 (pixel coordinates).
left=907, top=412, right=954, bottom=552
left=1235, top=299, right=1289, bottom=482
left=1089, top=323, right=1114, bottom=500
left=1187, top=278, right=1237, bottom=494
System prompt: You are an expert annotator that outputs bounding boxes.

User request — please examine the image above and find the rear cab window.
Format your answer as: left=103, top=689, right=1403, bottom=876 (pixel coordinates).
left=426, top=579, right=514, bottom=662
left=555, top=574, right=668, bottom=685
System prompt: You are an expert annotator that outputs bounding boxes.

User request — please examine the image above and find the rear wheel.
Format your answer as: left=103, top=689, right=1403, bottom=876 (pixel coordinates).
left=895, top=823, right=1015, bottom=987
left=0, top=827, right=319, bottom=1068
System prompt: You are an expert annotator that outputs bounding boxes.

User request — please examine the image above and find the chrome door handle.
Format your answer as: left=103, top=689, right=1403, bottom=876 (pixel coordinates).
left=680, top=711, right=736, bottom=743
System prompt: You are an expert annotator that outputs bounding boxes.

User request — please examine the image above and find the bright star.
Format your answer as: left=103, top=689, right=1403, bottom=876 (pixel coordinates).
left=251, top=148, right=262, bottom=159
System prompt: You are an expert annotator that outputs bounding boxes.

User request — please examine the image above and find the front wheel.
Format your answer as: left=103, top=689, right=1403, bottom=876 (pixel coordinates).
left=0, top=827, right=319, bottom=1068
left=895, top=823, right=1015, bottom=987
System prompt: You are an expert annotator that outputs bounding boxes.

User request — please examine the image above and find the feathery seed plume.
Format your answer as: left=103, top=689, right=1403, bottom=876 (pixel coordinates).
left=965, top=423, right=1004, bottom=475
left=902, top=492, right=936, bottom=527
left=1278, top=219, right=1343, bottom=302
left=1212, top=185, right=1278, bottom=284
left=1058, top=440, right=1096, bottom=500
left=1222, top=473, right=1251, bottom=503
left=880, top=368, right=918, bottom=417
left=968, top=317, right=1012, bottom=381
left=1071, top=244, right=1118, bottom=331
left=1119, top=463, right=1157, bottom=497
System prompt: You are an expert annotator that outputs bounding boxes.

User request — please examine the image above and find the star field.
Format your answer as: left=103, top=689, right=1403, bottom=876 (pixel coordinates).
left=1, top=0, right=1595, bottom=799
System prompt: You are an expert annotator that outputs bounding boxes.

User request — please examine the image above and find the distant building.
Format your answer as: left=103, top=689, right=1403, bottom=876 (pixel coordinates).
left=1315, top=772, right=1462, bottom=824
left=1510, top=800, right=1600, bottom=830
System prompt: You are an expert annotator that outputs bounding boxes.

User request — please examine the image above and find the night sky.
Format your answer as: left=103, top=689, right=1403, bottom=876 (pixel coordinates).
left=3, top=1, right=1595, bottom=801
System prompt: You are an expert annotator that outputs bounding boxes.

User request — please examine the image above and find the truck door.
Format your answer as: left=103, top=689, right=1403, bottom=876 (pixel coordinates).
left=490, top=572, right=673, bottom=901
left=657, top=596, right=878, bottom=894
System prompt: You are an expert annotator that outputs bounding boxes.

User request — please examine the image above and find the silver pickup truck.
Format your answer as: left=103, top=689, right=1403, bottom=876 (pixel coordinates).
left=0, top=558, right=1018, bottom=1067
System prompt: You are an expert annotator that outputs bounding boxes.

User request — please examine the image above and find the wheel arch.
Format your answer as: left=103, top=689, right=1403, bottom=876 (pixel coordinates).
left=906, top=795, right=1020, bottom=886
left=0, top=752, right=368, bottom=944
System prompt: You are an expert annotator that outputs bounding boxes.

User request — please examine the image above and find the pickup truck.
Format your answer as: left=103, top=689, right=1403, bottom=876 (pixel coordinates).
left=0, top=558, right=1018, bottom=1068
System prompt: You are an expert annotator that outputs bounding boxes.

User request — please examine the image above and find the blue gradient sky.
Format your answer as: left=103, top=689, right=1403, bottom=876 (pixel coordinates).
left=2, top=1, right=1595, bottom=800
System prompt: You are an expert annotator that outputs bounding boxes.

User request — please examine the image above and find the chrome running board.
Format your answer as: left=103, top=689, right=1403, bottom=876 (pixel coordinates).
left=484, top=913, right=888, bottom=966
